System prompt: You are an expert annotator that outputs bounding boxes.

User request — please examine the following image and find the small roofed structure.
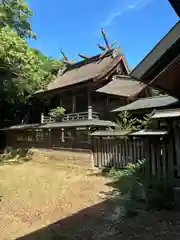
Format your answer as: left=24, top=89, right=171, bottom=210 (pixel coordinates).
left=112, top=95, right=179, bottom=114
left=130, top=21, right=180, bottom=98
left=96, top=75, right=146, bottom=98
left=151, top=108, right=180, bottom=119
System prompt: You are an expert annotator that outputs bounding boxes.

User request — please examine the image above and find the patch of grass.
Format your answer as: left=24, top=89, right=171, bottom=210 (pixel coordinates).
left=0, top=148, right=33, bottom=165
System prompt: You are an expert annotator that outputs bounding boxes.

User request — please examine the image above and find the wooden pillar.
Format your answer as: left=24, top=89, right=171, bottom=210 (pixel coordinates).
left=61, top=128, right=65, bottom=143
left=106, top=96, right=109, bottom=111
left=72, top=95, right=76, bottom=113
left=41, top=112, right=44, bottom=124
left=87, top=89, right=92, bottom=119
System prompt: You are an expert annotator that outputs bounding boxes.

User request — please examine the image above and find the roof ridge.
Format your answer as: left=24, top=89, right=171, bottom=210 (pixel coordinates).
left=65, top=48, right=115, bottom=71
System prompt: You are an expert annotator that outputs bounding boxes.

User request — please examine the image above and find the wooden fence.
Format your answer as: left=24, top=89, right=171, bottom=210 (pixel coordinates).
left=91, top=135, right=177, bottom=184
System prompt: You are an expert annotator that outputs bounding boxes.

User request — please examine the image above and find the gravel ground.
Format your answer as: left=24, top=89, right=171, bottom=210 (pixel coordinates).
left=0, top=150, right=180, bottom=240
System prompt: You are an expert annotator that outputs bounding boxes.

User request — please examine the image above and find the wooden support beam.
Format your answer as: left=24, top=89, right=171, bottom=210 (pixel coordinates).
left=72, top=95, right=76, bottom=113
left=101, top=28, right=110, bottom=49
left=99, top=48, right=109, bottom=60
left=62, top=60, right=73, bottom=66
left=79, top=54, right=90, bottom=60
left=60, top=48, right=69, bottom=62
left=110, top=40, right=117, bottom=48
left=97, top=44, right=106, bottom=51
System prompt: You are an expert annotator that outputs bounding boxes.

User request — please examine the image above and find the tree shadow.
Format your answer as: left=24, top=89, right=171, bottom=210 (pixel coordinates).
left=15, top=197, right=180, bottom=240
left=16, top=198, right=120, bottom=240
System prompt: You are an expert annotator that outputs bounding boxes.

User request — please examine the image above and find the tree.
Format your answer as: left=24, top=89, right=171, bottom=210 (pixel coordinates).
left=115, top=111, right=151, bottom=131
left=0, top=26, right=63, bottom=126
left=0, top=0, right=35, bottom=39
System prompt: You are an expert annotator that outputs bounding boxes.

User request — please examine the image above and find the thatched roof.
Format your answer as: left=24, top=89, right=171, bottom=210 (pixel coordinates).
left=36, top=48, right=126, bottom=95
left=96, top=75, right=146, bottom=97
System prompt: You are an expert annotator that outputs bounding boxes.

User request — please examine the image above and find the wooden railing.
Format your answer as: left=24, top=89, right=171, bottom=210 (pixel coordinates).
left=43, top=112, right=99, bottom=124
left=62, top=112, right=99, bottom=121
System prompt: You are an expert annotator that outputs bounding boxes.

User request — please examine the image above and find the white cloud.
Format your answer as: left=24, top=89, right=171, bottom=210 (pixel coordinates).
left=103, top=0, right=153, bottom=27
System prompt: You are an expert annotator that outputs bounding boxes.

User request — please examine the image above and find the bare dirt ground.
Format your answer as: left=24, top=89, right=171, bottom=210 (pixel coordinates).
left=0, top=150, right=180, bottom=240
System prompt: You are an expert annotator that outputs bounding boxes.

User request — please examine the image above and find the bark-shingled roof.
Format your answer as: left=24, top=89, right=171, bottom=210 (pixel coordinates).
left=96, top=75, right=146, bottom=97
left=36, top=49, right=123, bottom=94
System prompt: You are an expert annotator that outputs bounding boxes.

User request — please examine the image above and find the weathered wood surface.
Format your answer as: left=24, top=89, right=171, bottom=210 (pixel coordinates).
left=92, top=137, right=145, bottom=168
left=91, top=134, right=180, bottom=186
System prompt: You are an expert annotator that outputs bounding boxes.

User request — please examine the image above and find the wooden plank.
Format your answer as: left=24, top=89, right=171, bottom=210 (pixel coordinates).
left=117, top=140, right=120, bottom=168
left=106, top=138, right=110, bottom=168
left=125, top=138, right=129, bottom=164
left=167, top=137, right=174, bottom=183
left=129, top=140, right=133, bottom=163
left=103, top=138, right=107, bottom=167
left=156, top=139, right=162, bottom=179
left=105, top=138, right=109, bottom=167
left=162, top=143, right=167, bottom=179
left=115, top=139, right=118, bottom=168
left=121, top=141, right=126, bottom=167
left=137, top=139, right=141, bottom=161
left=101, top=138, right=104, bottom=167
left=119, top=140, right=122, bottom=168
left=151, top=141, right=156, bottom=176
left=174, top=126, right=180, bottom=177
left=144, top=139, right=150, bottom=178
left=109, top=138, right=113, bottom=167
left=94, top=138, right=98, bottom=167
left=97, top=138, right=100, bottom=167
left=111, top=138, right=115, bottom=167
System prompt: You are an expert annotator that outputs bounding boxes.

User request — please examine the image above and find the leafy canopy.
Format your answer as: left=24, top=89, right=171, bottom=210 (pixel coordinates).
left=0, top=0, right=35, bottom=39
left=0, top=26, right=52, bottom=94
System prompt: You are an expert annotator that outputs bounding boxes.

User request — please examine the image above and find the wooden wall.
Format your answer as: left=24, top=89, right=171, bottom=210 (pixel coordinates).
left=91, top=134, right=177, bottom=185
left=5, top=128, right=91, bottom=151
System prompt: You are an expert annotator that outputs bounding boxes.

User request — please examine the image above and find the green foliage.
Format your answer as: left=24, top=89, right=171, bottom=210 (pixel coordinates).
left=0, top=147, right=32, bottom=164
left=49, top=107, right=66, bottom=120
left=0, top=26, right=64, bottom=126
left=151, top=88, right=161, bottom=97
left=138, top=113, right=152, bottom=130
left=116, top=111, right=139, bottom=131
left=109, top=161, right=174, bottom=215
left=116, top=111, right=151, bottom=131
left=0, top=0, right=35, bottom=39
left=0, top=26, right=52, bottom=93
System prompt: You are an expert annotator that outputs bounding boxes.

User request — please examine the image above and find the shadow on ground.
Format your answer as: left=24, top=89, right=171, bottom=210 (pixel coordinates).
left=16, top=197, right=180, bottom=240
left=17, top=199, right=119, bottom=240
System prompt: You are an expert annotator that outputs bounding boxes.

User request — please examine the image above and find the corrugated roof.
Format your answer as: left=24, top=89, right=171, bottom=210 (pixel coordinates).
left=112, top=95, right=179, bottom=112
left=36, top=49, right=123, bottom=94
left=90, top=130, right=131, bottom=136
left=2, top=119, right=115, bottom=131
left=96, top=75, right=146, bottom=97
left=151, top=108, right=180, bottom=119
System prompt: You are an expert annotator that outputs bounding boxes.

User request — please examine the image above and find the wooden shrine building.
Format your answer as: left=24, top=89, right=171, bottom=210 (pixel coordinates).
left=3, top=30, right=150, bottom=151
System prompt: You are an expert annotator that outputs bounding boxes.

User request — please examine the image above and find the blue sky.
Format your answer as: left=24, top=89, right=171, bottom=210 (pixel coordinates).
left=27, top=0, right=179, bottom=68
